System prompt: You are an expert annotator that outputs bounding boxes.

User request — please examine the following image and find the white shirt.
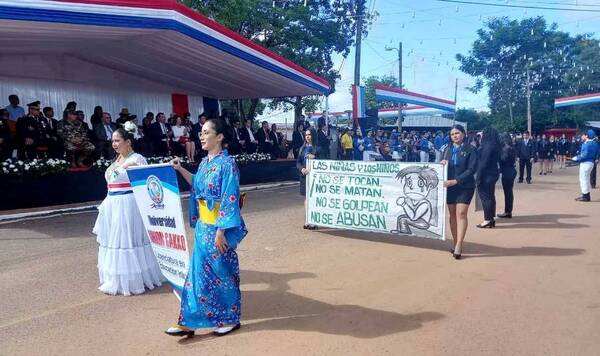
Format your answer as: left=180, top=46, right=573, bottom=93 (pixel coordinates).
left=246, top=127, right=255, bottom=142
left=160, top=122, right=166, bottom=135
left=172, top=126, right=187, bottom=140
left=104, top=124, right=113, bottom=140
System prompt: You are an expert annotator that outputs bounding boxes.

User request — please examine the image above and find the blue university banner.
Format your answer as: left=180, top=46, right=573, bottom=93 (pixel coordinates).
left=127, top=164, right=190, bottom=293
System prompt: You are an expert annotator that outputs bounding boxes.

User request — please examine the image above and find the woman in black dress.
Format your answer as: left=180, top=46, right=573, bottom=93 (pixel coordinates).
left=441, top=125, right=478, bottom=259
left=557, top=134, right=569, bottom=169
left=497, top=133, right=517, bottom=219
left=297, top=129, right=317, bottom=229
left=547, top=135, right=557, bottom=173
left=537, top=134, right=548, bottom=175
left=476, top=127, right=501, bottom=228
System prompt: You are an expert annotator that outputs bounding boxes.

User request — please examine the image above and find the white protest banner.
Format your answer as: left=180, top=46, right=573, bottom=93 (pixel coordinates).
left=127, top=164, right=189, bottom=294
left=306, top=160, right=447, bottom=240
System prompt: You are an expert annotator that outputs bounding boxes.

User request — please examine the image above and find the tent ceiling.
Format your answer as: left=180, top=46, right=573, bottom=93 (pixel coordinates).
left=0, top=0, right=329, bottom=99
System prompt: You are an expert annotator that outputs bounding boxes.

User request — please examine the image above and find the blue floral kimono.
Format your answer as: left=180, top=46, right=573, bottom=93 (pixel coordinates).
left=179, top=150, right=247, bottom=329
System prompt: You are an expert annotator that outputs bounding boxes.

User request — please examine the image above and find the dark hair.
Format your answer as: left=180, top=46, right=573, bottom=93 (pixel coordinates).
left=43, top=106, right=53, bottom=115
left=93, top=106, right=103, bottom=115
left=450, top=124, right=466, bottom=135
left=8, top=94, right=18, bottom=101
left=481, top=127, right=500, bottom=147
left=205, top=118, right=231, bottom=147
left=295, top=121, right=304, bottom=130
left=523, top=131, right=530, bottom=135
left=114, top=128, right=135, bottom=143
left=500, top=132, right=513, bottom=147
left=395, top=166, right=439, bottom=189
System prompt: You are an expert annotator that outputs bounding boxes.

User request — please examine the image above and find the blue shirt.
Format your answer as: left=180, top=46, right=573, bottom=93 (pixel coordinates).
left=4, top=105, right=25, bottom=122
left=419, top=138, right=430, bottom=152
left=575, top=140, right=599, bottom=163
left=434, top=136, right=445, bottom=150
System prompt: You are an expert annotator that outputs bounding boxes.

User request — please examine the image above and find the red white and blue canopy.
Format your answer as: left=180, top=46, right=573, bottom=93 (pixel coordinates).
left=375, top=84, right=456, bottom=113
left=0, top=0, right=330, bottom=99
left=554, top=93, right=600, bottom=108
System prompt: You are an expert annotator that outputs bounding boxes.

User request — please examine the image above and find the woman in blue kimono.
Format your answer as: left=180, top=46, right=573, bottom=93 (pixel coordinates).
left=166, top=119, right=247, bottom=338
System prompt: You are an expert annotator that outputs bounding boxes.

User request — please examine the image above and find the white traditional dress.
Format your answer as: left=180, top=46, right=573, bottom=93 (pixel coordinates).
left=93, top=153, right=165, bottom=296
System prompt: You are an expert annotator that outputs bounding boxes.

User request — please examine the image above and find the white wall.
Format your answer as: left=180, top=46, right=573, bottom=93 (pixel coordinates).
left=0, top=55, right=203, bottom=124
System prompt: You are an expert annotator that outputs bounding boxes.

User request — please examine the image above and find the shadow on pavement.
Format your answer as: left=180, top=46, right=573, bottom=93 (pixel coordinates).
left=314, top=229, right=585, bottom=259
left=494, top=213, right=589, bottom=229
left=178, top=270, right=443, bottom=344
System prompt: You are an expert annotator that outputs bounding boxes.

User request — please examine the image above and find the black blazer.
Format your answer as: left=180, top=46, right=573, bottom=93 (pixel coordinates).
left=316, top=129, right=330, bottom=157
left=500, top=144, right=517, bottom=169
left=150, top=121, right=171, bottom=142
left=516, top=139, right=535, bottom=160
left=93, top=122, right=117, bottom=142
left=476, top=144, right=500, bottom=183
left=443, top=143, right=478, bottom=189
left=292, top=130, right=304, bottom=150
left=296, top=144, right=317, bottom=171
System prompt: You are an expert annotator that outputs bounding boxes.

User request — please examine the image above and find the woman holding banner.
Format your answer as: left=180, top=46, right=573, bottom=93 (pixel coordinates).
left=441, top=124, right=478, bottom=260
left=166, top=119, right=247, bottom=337
left=297, top=128, right=318, bottom=230
left=93, top=123, right=164, bottom=296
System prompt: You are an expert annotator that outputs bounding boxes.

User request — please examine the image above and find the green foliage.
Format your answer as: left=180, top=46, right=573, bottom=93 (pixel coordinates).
left=180, top=0, right=370, bottom=121
left=363, top=74, right=399, bottom=109
left=457, top=17, right=600, bottom=133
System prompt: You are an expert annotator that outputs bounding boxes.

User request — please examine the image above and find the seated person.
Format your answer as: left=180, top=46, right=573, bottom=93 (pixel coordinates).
left=0, top=109, right=12, bottom=160
left=57, top=109, right=95, bottom=168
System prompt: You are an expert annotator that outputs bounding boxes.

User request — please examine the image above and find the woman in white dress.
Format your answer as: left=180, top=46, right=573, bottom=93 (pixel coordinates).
left=93, top=124, right=165, bottom=296
left=172, top=116, right=196, bottom=163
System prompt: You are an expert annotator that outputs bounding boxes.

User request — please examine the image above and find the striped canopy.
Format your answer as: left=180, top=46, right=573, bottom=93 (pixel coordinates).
left=0, top=0, right=330, bottom=99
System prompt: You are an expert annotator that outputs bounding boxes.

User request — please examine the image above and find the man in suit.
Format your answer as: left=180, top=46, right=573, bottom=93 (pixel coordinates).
left=150, top=112, right=172, bottom=156
left=239, top=119, right=258, bottom=154
left=316, top=121, right=330, bottom=159
left=256, top=121, right=273, bottom=155
left=516, top=131, right=535, bottom=184
left=39, top=106, right=62, bottom=158
left=94, top=112, right=117, bottom=159
left=269, top=123, right=284, bottom=159
left=228, top=120, right=243, bottom=155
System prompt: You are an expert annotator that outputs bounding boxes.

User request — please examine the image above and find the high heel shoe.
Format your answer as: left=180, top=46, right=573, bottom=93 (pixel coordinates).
left=476, top=220, right=496, bottom=228
left=453, top=252, right=462, bottom=260
left=497, top=212, right=512, bottom=218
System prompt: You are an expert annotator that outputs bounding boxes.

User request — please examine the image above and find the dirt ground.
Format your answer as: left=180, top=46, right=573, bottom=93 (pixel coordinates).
left=1, top=166, right=599, bottom=356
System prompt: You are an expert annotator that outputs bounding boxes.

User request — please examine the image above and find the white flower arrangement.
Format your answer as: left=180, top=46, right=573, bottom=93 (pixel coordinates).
left=232, top=153, right=271, bottom=165
left=123, top=121, right=138, bottom=134
left=0, top=158, right=70, bottom=177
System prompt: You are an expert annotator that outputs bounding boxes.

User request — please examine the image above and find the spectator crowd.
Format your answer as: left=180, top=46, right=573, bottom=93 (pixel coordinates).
left=0, top=95, right=290, bottom=168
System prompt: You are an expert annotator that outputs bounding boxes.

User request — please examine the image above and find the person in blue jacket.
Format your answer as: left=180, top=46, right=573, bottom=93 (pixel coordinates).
left=571, top=129, right=599, bottom=202
left=433, top=131, right=445, bottom=163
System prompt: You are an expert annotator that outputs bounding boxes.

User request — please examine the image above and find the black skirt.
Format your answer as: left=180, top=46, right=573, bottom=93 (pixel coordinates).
left=447, top=186, right=475, bottom=205
left=299, top=174, right=306, bottom=196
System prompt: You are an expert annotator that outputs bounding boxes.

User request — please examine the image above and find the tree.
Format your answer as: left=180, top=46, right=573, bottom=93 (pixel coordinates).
left=457, top=17, right=600, bottom=133
left=180, top=0, right=371, bottom=122
left=363, top=74, right=399, bottom=109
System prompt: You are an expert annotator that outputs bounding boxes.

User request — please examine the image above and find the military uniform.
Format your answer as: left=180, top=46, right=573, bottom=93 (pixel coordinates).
left=16, top=101, right=42, bottom=159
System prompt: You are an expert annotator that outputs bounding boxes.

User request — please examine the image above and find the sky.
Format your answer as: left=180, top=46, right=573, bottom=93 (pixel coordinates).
left=261, top=0, right=600, bottom=123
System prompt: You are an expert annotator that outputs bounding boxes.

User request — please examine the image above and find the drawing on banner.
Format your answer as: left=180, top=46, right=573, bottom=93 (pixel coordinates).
left=391, top=166, right=439, bottom=235
left=306, top=160, right=447, bottom=240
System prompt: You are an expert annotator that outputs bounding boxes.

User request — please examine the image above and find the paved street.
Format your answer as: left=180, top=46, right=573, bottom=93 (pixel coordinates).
left=1, top=167, right=599, bottom=356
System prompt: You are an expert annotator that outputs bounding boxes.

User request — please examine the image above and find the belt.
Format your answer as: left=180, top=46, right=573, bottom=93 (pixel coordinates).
left=108, top=190, right=133, bottom=196
left=198, top=200, right=220, bottom=225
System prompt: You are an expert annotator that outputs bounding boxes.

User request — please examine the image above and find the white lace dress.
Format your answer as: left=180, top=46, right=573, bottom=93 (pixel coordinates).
left=92, top=153, right=165, bottom=296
